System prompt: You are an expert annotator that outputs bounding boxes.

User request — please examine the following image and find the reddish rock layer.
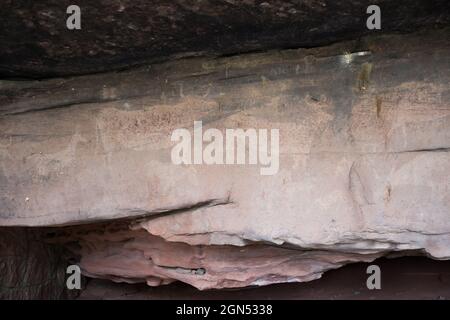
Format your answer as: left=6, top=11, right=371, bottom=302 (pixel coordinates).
left=54, top=223, right=380, bottom=290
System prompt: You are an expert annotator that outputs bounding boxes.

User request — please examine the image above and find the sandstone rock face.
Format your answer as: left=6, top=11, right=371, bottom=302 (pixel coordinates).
left=1, top=0, right=449, bottom=78
left=1, top=29, right=450, bottom=289
left=55, top=222, right=381, bottom=290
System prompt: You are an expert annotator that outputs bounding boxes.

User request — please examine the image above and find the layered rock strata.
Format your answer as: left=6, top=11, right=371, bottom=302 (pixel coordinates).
left=48, top=222, right=381, bottom=290
left=2, top=0, right=449, bottom=78
left=1, top=29, right=450, bottom=289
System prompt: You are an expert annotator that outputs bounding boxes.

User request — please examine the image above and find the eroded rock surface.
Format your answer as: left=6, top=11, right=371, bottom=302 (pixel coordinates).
left=47, top=221, right=382, bottom=290
left=1, top=0, right=449, bottom=78
left=1, top=29, right=450, bottom=289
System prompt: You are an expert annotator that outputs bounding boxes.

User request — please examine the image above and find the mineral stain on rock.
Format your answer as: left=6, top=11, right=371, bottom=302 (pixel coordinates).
left=1, top=0, right=450, bottom=298
left=376, top=97, right=382, bottom=118
left=357, top=62, right=373, bottom=91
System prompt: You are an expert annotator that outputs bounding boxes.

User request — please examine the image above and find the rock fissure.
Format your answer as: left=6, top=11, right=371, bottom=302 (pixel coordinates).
left=1, top=21, right=450, bottom=294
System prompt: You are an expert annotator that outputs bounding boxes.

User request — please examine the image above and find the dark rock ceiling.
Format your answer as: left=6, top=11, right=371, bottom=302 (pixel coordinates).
left=1, top=0, right=449, bottom=78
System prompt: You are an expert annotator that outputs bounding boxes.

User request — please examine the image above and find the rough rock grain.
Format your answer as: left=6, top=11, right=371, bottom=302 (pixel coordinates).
left=1, top=29, right=450, bottom=288
left=48, top=222, right=382, bottom=290
left=1, top=0, right=449, bottom=78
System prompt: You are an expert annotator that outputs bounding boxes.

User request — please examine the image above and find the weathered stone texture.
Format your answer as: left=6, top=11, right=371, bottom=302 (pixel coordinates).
left=1, top=29, right=449, bottom=289
left=1, top=0, right=449, bottom=78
